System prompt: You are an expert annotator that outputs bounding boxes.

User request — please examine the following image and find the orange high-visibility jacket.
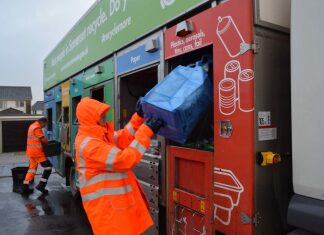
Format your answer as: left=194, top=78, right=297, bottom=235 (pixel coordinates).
left=26, top=121, right=46, bottom=158
left=75, top=98, right=154, bottom=235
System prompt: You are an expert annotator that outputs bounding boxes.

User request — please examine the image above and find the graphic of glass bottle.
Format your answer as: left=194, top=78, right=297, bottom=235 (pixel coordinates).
left=217, top=16, right=245, bottom=58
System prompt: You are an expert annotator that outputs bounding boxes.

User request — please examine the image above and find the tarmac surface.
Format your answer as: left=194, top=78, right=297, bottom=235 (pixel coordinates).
left=0, top=152, right=93, bottom=235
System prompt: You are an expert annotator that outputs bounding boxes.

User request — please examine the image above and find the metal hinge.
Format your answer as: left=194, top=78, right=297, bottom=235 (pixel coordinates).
left=241, top=212, right=261, bottom=226
left=240, top=41, right=260, bottom=55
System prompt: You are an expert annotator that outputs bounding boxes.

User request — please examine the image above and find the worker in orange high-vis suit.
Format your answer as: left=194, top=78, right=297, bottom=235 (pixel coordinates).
left=23, top=117, right=53, bottom=195
left=75, top=97, right=163, bottom=235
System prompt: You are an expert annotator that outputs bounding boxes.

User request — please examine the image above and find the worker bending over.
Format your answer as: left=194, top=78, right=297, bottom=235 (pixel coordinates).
left=75, top=97, right=163, bottom=235
left=23, top=117, right=52, bottom=195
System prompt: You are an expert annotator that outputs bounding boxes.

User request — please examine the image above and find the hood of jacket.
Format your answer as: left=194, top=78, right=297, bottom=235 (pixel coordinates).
left=76, top=97, right=110, bottom=126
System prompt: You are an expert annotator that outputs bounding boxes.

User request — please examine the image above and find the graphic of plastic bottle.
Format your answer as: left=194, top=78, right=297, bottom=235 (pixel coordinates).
left=217, top=16, right=245, bottom=58
left=219, top=78, right=236, bottom=115
left=238, top=69, right=254, bottom=112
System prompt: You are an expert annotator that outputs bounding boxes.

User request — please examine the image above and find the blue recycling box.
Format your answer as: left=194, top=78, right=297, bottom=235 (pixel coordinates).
left=142, top=63, right=213, bottom=144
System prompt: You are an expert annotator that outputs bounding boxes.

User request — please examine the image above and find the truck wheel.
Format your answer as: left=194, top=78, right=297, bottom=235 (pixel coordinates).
left=68, top=164, right=80, bottom=200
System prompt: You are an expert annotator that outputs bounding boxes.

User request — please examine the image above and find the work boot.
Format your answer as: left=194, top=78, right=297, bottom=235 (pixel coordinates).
left=21, top=184, right=34, bottom=195
left=35, top=182, right=48, bottom=195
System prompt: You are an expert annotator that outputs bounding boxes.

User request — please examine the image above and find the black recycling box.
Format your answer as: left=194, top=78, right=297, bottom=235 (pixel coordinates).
left=43, top=140, right=61, bottom=157
left=12, top=167, right=29, bottom=193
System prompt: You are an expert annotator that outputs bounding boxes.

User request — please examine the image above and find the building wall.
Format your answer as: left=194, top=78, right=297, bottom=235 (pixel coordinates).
left=0, top=100, right=27, bottom=113
left=33, top=110, right=44, bottom=115
left=0, top=116, right=40, bottom=153
left=26, top=100, right=31, bottom=114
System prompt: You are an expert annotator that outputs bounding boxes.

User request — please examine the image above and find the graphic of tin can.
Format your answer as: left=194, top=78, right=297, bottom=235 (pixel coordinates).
left=217, top=16, right=245, bottom=58
left=224, top=60, right=241, bottom=78
left=219, top=78, right=236, bottom=115
left=224, top=60, right=241, bottom=98
left=238, top=69, right=254, bottom=112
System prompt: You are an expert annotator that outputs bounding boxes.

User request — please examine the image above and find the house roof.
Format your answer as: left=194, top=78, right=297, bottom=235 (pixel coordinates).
left=0, top=107, right=26, bottom=116
left=0, top=86, right=32, bottom=101
left=32, top=101, right=44, bottom=111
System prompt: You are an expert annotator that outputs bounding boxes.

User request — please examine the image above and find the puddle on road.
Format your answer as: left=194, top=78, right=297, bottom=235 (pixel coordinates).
left=24, top=191, right=80, bottom=218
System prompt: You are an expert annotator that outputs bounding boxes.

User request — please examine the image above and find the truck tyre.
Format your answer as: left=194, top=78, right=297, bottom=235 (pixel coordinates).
left=68, top=164, right=80, bottom=200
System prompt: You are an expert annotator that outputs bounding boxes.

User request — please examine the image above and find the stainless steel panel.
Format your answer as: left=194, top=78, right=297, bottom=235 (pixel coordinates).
left=140, top=180, right=159, bottom=210
left=144, top=208, right=159, bottom=235
left=61, top=124, right=69, bottom=144
left=254, top=27, right=292, bottom=235
left=134, top=159, right=159, bottom=186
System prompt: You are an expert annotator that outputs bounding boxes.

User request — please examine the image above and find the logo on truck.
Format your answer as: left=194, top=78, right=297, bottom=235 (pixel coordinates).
left=160, top=0, right=176, bottom=9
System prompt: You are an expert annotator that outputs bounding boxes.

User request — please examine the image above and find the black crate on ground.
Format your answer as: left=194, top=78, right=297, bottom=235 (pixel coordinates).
left=43, top=140, right=61, bottom=157
left=11, top=167, right=29, bottom=193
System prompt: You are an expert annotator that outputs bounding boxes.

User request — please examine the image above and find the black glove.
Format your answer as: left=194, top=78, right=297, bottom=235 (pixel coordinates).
left=145, top=117, right=164, bottom=134
left=136, top=98, right=144, bottom=118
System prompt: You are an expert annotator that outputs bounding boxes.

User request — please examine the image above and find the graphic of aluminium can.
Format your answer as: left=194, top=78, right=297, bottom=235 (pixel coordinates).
left=238, top=69, right=254, bottom=112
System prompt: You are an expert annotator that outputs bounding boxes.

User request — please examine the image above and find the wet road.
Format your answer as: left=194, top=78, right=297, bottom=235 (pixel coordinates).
left=0, top=153, right=93, bottom=235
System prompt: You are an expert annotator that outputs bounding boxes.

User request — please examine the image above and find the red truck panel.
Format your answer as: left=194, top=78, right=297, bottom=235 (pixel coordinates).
left=168, top=146, right=213, bottom=235
left=165, top=0, right=254, bottom=234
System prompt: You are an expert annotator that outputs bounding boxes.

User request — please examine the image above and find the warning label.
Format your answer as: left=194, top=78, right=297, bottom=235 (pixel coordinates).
left=258, top=127, right=277, bottom=141
left=258, top=111, right=271, bottom=127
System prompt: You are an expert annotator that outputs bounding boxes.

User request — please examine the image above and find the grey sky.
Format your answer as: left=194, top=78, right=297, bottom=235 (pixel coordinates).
left=0, top=0, right=96, bottom=104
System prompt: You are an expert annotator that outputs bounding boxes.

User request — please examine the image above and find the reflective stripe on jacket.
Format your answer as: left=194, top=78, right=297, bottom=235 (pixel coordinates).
left=75, top=97, right=154, bottom=235
left=26, top=122, right=45, bottom=158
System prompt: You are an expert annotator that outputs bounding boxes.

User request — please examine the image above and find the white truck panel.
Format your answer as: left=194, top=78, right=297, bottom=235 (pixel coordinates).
left=291, top=0, right=324, bottom=201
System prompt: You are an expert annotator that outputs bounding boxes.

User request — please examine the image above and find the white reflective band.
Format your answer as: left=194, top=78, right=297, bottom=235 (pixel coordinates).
left=106, top=147, right=120, bottom=171
left=80, top=172, right=128, bottom=188
left=113, top=132, right=118, bottom=144
left=82, top=185, right=132, bottom=202
left=44, top=167, right=52, bottom=170
left=27, top=144, right=42, bottom=148
left=23, top=181, right=29, bottom=184
left=40, top=178, right=47, bottom=182
left=129, top=140, right=146, bottom=155
left=28, top=135, right=39, bottom=140
left=126, top=123, right=135, bottom=136
left=79, top=137, right=92, bottom=181
left=27, top=169, right=36, bottom=173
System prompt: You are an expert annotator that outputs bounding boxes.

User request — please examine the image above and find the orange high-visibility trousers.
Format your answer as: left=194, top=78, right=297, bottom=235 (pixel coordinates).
left=24, top=156, right=52, bottom=184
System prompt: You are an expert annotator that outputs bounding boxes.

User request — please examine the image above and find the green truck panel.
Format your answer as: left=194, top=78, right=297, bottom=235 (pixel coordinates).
left=43, top=0, right=208, bottom=90
left=83, top=58, right=114, bottom=88
left=104, top=81, right=114, bottom=122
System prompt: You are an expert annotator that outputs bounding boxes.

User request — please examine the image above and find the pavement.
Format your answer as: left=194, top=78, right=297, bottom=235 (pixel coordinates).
left=0, top=152, right=93, bottom=235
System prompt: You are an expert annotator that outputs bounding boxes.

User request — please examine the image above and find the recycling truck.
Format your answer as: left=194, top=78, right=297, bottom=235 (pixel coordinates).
left=43, top=0, right=324, bottom=234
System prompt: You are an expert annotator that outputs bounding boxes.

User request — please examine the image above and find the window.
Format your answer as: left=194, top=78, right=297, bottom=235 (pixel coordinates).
left=91, top=87, right=104, bottom=102
left=47, top=108, right=53, bottom=131
left=56, top=102, right=62, bottom=122
left=63, top=107, right=69, bottom=124
left=72, top=96, right=81, bottom=125
left=0, top=101, right=7, bottom=109
left=16, top=101, right=24, bottom=107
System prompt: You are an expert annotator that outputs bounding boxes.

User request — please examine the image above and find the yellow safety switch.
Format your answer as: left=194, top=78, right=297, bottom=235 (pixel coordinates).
left=260, top=151, right=282, bottom=167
